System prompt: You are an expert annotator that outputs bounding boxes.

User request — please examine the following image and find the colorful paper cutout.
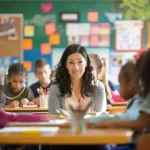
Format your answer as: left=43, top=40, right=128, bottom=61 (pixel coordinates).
left=80, top=35, right=89, bottom=47
left=99, top=35, right=110, bottom=47
left=49, top=33, right=60, bottom=45
left=40, top=43, right=51, bottom=55
left=66, top=23, right=79, bottom=35
left=45, top=23, right=56, bottom=35
left=99, top=23, right=110, bottom=35
left=88, top=12, right=98, bottom=22
left=79, top=23, right=90, bottom=35
left=23, top=61, right=32, bottom=72
left=24, top=25, right=34, bottom=37
left=90, top=35, right=99, bottom=47
left=41, top=3, right=53, bottom=13
left=91, top=24, right=100, bottom=35
left=23, top=39, right=33, bottom=50
left=68, top=35, right=79, bottom=45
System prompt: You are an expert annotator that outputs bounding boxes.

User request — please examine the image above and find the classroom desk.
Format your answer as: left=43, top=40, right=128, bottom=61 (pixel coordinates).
left=3, top=107, right=126, bottom=112
left=2, top=108, right=49, bottom=112
left=0, top=128, right=133, bottom=145
left=107, top=106, right=126, bottom=114
left=7, top=120, right=69, bottom=128
left=111, top=102, right=128, bottom=106
left=2, top=107, right=126, bottom=115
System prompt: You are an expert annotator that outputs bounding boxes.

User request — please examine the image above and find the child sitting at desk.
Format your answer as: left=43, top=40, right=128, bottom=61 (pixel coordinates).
left=0, top=109, right=56, bottom=128
left=88, top=61, right=140, bottom=124
left=94, top=48, right=150, bottom=150
left=30, top=58, right=52, bottom=105
left=0, top=63, right=34, bottom=108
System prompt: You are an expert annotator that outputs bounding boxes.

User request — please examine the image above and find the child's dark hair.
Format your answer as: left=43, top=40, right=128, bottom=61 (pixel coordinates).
left=120, top=61, right=135, bottom=82
left=34, top=58, right=49, bottom=72
left=5, top=62, right=27, bottom=85
left=134, top=47, right=150, bottom=98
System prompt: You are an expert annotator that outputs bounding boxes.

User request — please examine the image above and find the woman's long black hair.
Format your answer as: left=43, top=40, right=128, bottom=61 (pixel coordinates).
left=52, top=44, right=94, bottom=97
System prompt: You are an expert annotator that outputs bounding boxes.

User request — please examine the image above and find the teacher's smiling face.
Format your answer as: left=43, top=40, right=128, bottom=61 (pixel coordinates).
left=66, top=52, right=87, bottom=80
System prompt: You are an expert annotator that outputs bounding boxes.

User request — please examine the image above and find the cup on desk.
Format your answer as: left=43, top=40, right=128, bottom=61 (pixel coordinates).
left=70, top=101, right=93, bottom=133
left=39, top=95, right=49, bottom=108
left=70, top=110, right=86, bottom=133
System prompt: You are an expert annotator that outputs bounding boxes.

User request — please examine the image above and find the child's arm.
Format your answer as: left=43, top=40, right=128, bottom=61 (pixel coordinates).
left=94, top=111, right=150, bottom=131
left=0, top=109, right=60, bottom=128
left=89, top=98, right=140, bottom=124
left=20, top=88, right=35, bottom=105
left=3, top=101, right=19, bottom=108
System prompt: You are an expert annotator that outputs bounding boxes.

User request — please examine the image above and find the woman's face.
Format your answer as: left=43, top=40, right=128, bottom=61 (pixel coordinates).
left=66, top=53, right=87, bottom=80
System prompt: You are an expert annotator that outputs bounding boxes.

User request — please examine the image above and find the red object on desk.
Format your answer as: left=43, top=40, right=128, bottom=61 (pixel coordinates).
left=111, top=91, right=125, bottom=102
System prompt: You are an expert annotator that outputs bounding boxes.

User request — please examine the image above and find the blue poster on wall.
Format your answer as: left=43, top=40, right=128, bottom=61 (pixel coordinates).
left=0, top=56, right=19, bottom=84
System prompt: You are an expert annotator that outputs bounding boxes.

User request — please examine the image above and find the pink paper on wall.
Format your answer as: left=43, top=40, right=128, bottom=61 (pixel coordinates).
left=87, top=12, right=98, bottom=22
left=91, top=24, right=100, bottom=35
left=99, top=23, right=110, bottom=35
left=80, top=35, right=89, bottom=47
left=40, top=43, right=51, bottom=55
left=45, top=23, right=56, bottom=35
left=90, top=35, right=99, bottom=47
left=41, top=3, right=53, bottom=13
left=99, top=35, right=110, bottom=47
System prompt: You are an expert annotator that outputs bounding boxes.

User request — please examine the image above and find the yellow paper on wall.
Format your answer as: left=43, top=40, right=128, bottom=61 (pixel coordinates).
left=24, top=25, right=34, bottom=37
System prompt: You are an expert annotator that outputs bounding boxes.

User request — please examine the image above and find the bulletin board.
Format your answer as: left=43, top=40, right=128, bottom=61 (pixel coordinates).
left=0, top=14, right=23, bottom=60
left=115, top=20, right=143, bottom=52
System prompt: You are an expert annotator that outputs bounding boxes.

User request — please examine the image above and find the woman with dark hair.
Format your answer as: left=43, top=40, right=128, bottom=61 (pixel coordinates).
left=48, top=44, right=106, bottom=114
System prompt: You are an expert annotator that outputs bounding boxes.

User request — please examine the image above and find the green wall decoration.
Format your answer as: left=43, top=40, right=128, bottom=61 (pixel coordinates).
left=0, top=0, right=118, bottom=49
left=119, top=0, right=150, bottom=48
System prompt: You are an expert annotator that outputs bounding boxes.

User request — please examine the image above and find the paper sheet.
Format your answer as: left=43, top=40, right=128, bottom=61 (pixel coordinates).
left=79, top=23, right=90, bottom=35
left=0, top=127, right=59, bottom=133
left=66, top=23, right=79, bottom=35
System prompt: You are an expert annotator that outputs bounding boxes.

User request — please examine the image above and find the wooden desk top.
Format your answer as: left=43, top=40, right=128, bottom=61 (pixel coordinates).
left=0, top=128, right=133, bottom=145
left=111, top=102, right=128, bottom=106
left=107, top=106, right=126, bottom=110
left=2, top=108, right=48, bottom=112
left=107, top=106, right=126, bottom=114
left=7, top=120, right=69, bottom=128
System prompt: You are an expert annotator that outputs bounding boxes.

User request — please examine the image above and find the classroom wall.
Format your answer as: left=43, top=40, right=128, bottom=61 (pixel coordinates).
left=0, top=0, right=147, bottom=87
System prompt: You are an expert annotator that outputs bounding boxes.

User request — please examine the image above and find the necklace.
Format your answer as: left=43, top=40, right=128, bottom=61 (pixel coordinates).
left=2, top=87, right=26, bottom=100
